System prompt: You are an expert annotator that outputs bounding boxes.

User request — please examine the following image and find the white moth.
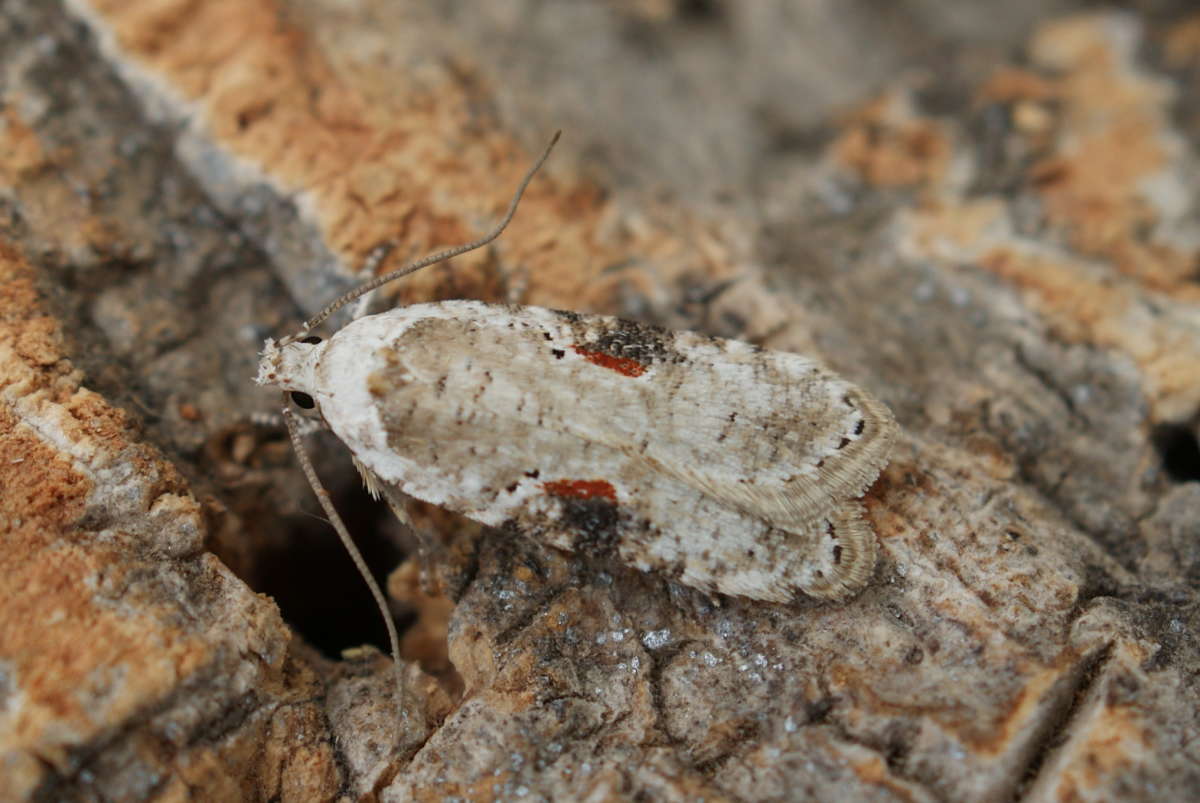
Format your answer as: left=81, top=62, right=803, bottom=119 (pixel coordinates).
left=259, top=300, right=896, bottom=602
left=254, top=133, right=895, bottom=716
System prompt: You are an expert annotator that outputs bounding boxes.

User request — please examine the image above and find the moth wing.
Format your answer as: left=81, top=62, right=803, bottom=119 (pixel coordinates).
left=672, top=500, right=877, bottom=601
left=633, top=382, right=896, bottom=532
left=560, top=325, right=898, bottom=532
left=544, top=323, right=894, bottom=600
left=315, top=303, right=894, bottom=602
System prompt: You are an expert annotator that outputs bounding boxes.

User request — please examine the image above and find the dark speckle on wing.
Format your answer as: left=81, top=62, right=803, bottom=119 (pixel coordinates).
left=551, top=310, right=685, bottom=371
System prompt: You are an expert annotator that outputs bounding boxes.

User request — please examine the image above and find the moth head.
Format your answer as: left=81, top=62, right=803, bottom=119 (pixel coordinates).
left=255, top=335, right=325, bottom=412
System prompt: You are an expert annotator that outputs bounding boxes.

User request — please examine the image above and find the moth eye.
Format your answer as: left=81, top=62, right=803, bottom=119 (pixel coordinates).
left=290, top=391, right=316, bottom=409
left=300, top=335, right=323, bottom=345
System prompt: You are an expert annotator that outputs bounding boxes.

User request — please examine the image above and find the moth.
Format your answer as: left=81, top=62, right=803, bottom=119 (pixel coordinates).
left=255, top=133, right=895, bottom=711
left=259, top=300, right=896, bottom=602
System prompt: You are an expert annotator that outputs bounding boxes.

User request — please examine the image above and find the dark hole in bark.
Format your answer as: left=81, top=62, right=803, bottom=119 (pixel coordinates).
left=678, top=0, right=721, bottom=19
left=1152, top=423, right=1200, bottom=483
left=254, top=452, right=408, bottom=659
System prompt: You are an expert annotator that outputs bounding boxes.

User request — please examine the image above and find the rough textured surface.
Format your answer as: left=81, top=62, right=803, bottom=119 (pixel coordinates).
left=1, top=1, right=1197, bottom=801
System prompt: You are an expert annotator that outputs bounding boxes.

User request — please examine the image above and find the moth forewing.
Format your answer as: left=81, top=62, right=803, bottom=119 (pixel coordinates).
left=258, top=299, right=897, bottom=602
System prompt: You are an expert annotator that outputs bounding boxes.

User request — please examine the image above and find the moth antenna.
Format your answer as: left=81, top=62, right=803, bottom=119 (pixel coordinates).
left=280, top=398, right=406, bottom=735
left=288, top=130, right=562, bottom=342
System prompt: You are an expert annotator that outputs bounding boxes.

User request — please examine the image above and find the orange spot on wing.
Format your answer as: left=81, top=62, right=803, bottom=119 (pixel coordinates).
left=571, top=346, right=647, bottom=377
left=543, top=479, right=618, bottom=502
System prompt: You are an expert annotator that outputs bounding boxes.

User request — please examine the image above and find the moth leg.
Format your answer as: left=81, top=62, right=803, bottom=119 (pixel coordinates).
left=349, top=240, right=398, bottom=320
left=379, top=484, right=449, bottom=598
left=503, top=264, right=530, bottom=304
left=350, top=288, right=378, bottom=322
left=353, top=459, right=446, bottom=596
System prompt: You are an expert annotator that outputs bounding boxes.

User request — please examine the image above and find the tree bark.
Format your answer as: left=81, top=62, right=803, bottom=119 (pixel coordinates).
left=1, top=2, right=1197, bottom=800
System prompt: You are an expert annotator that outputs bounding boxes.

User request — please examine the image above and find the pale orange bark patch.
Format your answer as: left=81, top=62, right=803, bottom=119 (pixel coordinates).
left=831, top=93, right=953, bottom=189
left=78, top=0, right=740, bottom=316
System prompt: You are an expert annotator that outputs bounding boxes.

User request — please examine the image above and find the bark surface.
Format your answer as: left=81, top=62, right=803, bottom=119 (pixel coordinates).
left=1, top=2, right=1197, bottom=801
